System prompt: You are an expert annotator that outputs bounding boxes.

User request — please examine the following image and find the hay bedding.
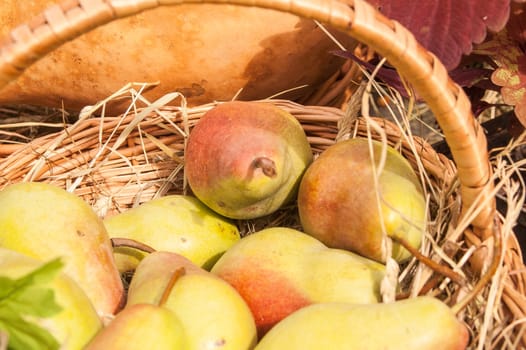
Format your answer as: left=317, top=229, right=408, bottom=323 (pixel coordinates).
left=0, top=78, right=525, bottom=348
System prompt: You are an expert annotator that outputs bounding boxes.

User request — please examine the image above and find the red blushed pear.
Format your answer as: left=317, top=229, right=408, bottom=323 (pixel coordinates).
left=185, top=101, right=313, bottom=219
left=220, top=261, right=312, bottom=336
left=210, top=227, right=385, bottom=337
left=0, top=182, right=124, bottom=317
left=298, top=138, right=426, bottom=263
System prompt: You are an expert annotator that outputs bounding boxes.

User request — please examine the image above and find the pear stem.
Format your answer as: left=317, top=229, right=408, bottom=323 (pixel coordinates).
left=111, top=238, right=156, bottom=254
left=396, top=274, right=441, bottom=300
left=158, top=267, right=186, bottom=307
left=252, top=157, right=277, bottom=178
left=390, top=235, right=466, bottom=287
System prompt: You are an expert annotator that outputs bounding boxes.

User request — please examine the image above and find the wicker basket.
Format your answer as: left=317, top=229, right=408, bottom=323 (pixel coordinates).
left=0, top=0, right=525, bottom=349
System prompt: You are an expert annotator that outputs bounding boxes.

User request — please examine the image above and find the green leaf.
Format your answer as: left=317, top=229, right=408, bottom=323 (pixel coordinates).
left=0, top=312, right=60, bottom=350
left=4, top=287, right=61, bottom=318
left=0, top=258, right=63, bottom=299
left=0, top=258, right=65, bottom=350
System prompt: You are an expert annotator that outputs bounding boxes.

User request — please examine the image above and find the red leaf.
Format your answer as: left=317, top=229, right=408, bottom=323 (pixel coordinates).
left=475, top=2, right=526, bottom=127
left=492, top=52, right=526, bottom=127
left=477, top=34, right=526, bottom=126
left=366, top=0, right=510, bottom=70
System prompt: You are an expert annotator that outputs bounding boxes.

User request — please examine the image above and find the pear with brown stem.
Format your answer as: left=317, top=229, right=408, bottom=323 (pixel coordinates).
left=85, top=268, right=189, bottom=350
left=185, top=101, right=313, bottom=219
left=126, top=251, right=257, bottom=350
left=298, top=138, right=426, bottom=263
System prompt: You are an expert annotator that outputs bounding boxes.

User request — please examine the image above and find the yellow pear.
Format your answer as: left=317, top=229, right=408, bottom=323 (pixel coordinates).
left=126, top=251, right=257, bottom=350
left=255, top=297, right=469, bottom=350
left=104, top=195, right=240, bottom=272
left=0, top=182, right=124, bottom=316
left=84, top=303, right=188, bottom=350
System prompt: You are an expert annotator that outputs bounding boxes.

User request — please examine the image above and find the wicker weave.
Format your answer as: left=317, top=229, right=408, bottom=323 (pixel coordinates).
left=0, top=0, right=525, bottom=348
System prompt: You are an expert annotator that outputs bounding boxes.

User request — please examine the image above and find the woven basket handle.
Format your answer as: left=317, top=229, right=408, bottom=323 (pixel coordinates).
left=0, top=0, right=495, bottom=240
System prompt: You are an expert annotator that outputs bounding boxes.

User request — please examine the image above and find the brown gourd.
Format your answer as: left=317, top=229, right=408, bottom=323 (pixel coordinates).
left=0, top=2, right=356, bottom=112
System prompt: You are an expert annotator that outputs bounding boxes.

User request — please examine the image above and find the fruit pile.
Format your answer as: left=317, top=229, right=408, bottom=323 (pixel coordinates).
left=0, top=101, right=469, bottom=349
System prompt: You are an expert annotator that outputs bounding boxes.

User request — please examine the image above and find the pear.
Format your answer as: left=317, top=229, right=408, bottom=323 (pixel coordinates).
left=0, top=182, right=124, bottom=316
left=185, top=101, right=313, bottom=219
left=255, top=296, right=469, bottom=350
left=126, top=251, right=258, bottom=350
left=210, top=227, right=385, bottom=337
left=104, top=195, right=240, bottom=272
left=84, top=303, right=188, bottom=350
left=0, top=247, right=102, bottom=350
left=298, top=138, right=426, bottom=263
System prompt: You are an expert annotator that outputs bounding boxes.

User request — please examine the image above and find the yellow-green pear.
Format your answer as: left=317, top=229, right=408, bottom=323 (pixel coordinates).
left=0, top=182, right=124, bottom=317
left=104, top=195, right=240, bottom=272
left=126, top=251, right=257, bottom=350
left=185, top=101, right=313, bottom=219
left=298, top=138, right=426, bottom=263
left=255, top=297, right=469, bottom=350
left=0, top=247, right=102, bottom=350
left=84, top=303, right=188, bottom=350
left=211, top=227, right=385, bottom=337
